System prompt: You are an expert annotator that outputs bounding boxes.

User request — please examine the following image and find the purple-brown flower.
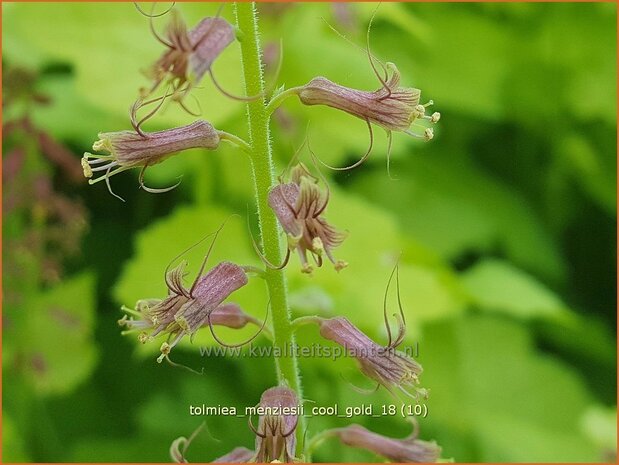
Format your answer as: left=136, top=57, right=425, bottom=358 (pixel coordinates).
left=297, top=63, right=439, bottom=140
left=268, top=163, right=347, bottom=274
left=146, top=10, right=235, bottom=95
left=332, top=424, right=441, bottom=463
left=82, top=120, right=220, bottom=198
left=119, top=261, right=249, bottom=363
left=316, top=316, right=426, bottom=399
left=251, top=386, right=300, bottom=462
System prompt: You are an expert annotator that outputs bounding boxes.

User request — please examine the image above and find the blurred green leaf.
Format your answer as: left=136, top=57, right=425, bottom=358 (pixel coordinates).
left=557, top=135, right=617, bottom=215
left=421, top=314, right=599, bottom=462
left=2, top=413, right=30, bottom=463
left=351, top=153, right=567, bottom=282
left=22, top=272, right=98, bottom=395
left=580, top=405, right=617, bottom=454
left=462, top=258, right=573, bottom=322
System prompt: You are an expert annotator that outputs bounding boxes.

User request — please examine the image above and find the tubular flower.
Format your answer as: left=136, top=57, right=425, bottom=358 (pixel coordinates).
left=317, top=316, right=427, bottom=399
left=297, top=63, right=439, bottom=140
left=118, top=261, right=248, bottom=362
left=252, top=386, right=300, bottom=462
left=146, top=10, right=235, bottom=95
left=82, top=120, right=220, bottom=197
left=333, top=424, right=441, bottom=463
left=268, top=163, right=347, bottom=274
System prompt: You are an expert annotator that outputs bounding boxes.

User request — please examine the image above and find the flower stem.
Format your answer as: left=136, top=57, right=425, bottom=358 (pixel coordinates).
left=265, top=86, right=302, bottom=116
left=234, top=1, right=305, bottom=446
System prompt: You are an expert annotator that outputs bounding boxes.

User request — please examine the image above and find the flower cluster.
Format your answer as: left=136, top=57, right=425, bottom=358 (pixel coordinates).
left=84, top=4, right=442, bottom=463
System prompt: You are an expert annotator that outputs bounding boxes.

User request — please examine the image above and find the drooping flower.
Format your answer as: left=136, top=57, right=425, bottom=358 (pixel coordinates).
left=251, top=386, right=300, bottom=462
left=331, top=424, right=441, bottom=463
left=145, top=10, right=236, bottom=96
left=82, top=120, right=220, bottom=199
left=293, top=63, right=439, bottom=171
left=268, top=163, right=347, bottom=274
left=298, top=63, right=438, bottom=138
left=316, top=316, right=426, bottom=399
left=119, top=260, right=249, bottom=363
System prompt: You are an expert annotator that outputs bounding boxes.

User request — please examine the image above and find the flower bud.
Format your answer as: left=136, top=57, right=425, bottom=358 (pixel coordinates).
left=334, top=424, right=441, bottom=463
left=207, top=302, right=259, bottom=329
left=317, top=316, right=426, bottom=399
left=253, top=386, right=299, bottom=462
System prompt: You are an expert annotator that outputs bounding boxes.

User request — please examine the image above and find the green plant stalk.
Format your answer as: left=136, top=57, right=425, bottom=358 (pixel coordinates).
left=234, top=1, right=306, bottom=447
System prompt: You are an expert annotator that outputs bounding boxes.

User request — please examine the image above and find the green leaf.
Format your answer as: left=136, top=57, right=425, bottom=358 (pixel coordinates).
left=461, top=258, right=573, bottom=322
left=2, top=413, right=30, bottom=462
left=420, top=314, right=598, bottom=462
left=580, top=405, right=617, bottom=454
left=557, top=135, right=617, bottom=215
left=351, top=153, right=567, bottom=282
left=22, top=273, right=98, bottom=395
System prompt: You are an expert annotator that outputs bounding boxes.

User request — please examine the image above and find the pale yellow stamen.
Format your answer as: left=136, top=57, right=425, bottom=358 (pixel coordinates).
left=312, top=237, right=324, bottom=256
left=157, top=342, right=171, bottom=363
left=334, top=260, right=348, bottom=272
left=301, top=263, right=314, bottom=275
left=287, top=234, right=301, bottom=249
left=81, top=156, right=93, bottom=178
left=92, top=137, right=114, bottom=153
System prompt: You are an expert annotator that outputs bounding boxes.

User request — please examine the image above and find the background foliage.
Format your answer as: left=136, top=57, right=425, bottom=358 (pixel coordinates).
left=2, top=2, right=617, bottom=462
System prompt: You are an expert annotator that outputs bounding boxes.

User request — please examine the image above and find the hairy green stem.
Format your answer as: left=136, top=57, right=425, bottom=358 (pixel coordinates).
left=234, top=1, right=306, bottom=449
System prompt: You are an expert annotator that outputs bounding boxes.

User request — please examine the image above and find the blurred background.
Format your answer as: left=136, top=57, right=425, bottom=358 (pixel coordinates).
left=2, top=2, right=617, bottom=462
